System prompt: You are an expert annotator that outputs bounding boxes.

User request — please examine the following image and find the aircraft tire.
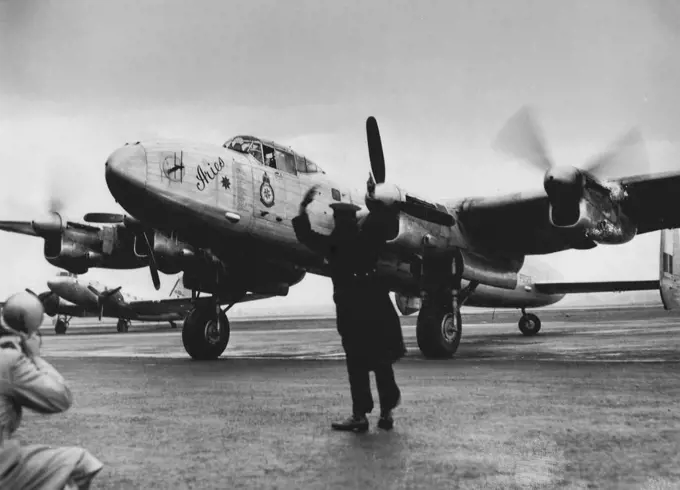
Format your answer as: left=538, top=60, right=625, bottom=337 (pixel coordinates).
left=416, top=302, right=462, bottom=359
left=116, top=319, right=130, bottom=333
left=518, top=313, right=541, bottom=336
left=54, top=320, right=67, bottom=335
left=182, top=307, right=230, bottom=361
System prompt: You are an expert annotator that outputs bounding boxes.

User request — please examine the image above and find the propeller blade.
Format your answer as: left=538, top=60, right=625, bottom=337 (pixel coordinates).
left=492, top=106, right=554, bottom=172
left=102, top=286, right=122, bottom=298
left=25, top=288, right=38, bottom=298
left=87, top=285, right=101, bottom=296
left=366, top=116, right=386, bottom=184
left=0, top=221, right=38, bottom=237
left=581, top=128, right=649, bottom=181
left=83, top=213, right=126, bottom=224
left=143, top=232, right=161, bottom=291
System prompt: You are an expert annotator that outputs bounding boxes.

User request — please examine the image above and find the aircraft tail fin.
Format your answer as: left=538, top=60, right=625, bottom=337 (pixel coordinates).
left=169, top=275, right=192, bottom=299
left=660, top=229, right=680, bottom=310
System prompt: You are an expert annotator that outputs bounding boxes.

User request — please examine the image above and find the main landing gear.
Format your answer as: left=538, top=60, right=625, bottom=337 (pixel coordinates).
left=415, top=250, right=479, bottom=359
left=416, top=283, right=478, bottom=359
left=54, top=315, right=70, bottom=335
left=518, top=308, right=541, bottom=336
left=117, top=318, right=131, bottom=333
left=181, top=298, right=231, bottom=361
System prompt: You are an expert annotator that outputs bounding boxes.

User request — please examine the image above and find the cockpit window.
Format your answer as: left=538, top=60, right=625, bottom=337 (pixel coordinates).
left=245, top=141, right=263, bottom=164
left=275, top=149, right=297, bottom=175
left=225, top=137, right=264, bottom=164
left=305, top=159, right=323, bottom=174
left=295, top=153, right=307, bottom=172
left=294, top=153, right=324, bottom=174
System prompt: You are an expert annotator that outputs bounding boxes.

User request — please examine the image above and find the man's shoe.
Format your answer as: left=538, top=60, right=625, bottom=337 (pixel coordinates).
left=377, top=413, right=394, bottom=430
left=331, top=415, right=369, bottom=432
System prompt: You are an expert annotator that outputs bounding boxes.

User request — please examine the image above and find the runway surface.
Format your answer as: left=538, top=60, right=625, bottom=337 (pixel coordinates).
left=19, top=308, right=680, bottom=489
left=41, top=314, right=680, bottom=363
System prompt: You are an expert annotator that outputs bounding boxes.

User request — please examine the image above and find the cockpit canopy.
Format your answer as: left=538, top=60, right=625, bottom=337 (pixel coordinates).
left=223, top=135, right=326, bottom=176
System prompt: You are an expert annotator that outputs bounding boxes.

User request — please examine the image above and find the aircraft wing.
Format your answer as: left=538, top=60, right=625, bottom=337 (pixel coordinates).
left=533, top=280, right=659, bottom=295
left=455, top=170, right=680, bottom=256
left=126, top=293, right=274, bottom=316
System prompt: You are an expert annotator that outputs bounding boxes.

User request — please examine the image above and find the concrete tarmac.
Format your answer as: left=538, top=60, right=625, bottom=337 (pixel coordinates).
left=39, top=315, right=680, bottom=363
left=25, top=308, right=680, bottom=489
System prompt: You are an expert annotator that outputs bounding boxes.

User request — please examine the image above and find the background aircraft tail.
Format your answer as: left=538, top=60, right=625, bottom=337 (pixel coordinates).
left=660, top=229, right=680, bottom=310
left=169, top=275, right=192, bottom=299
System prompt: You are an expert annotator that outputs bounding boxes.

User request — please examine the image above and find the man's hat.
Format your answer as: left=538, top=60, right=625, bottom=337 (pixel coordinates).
left=1, top=291, right=44, bottom=335
left=329, top=202, right=361, bottom=218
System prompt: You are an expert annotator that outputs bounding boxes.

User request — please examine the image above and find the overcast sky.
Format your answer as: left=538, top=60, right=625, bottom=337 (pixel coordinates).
left=1, top=0, right=679, bottom=312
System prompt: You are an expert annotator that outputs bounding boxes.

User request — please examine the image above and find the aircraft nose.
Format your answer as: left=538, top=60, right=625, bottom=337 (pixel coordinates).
left=105, top=143, right=147, bottom=199
left=47, top=276, right=70, bottom=292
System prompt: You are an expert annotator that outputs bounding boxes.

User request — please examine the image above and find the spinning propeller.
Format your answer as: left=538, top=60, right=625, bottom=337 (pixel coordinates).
left=0, top=168, right=74, bottom=237
left=492, top=106, right=650, bottom=200
left=83, top=213, right=160, bottom=291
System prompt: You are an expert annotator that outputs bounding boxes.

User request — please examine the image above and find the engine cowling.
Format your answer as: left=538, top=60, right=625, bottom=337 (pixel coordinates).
left=544, top=169, right=637, bottom=245
left=459, top=250, right=524, bottom=290
left=548, top=184, right=637, bottom=245
left=41, top=293, right=60, bottom=317
left=385, top=213, right=453, bottom=255
left=133, top=231, right=195, bottom=274
left=44, top=237, right=103, bottom=274
left=182, top=258, right=306, bottom=299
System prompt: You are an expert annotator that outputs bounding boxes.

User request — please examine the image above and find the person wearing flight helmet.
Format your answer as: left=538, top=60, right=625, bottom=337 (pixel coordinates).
left=0, top=290, right=103, bottom=489
left=293, top=185, right=406, bottom=432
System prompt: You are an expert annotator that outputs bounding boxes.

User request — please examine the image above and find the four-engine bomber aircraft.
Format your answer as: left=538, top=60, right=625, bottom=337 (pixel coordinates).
left=29, top=271, right=202, bottom=334
left=2, top=107, right=680, bottom=361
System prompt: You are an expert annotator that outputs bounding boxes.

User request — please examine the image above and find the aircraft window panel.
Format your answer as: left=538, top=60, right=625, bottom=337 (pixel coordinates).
left=295, top=154, right=308, bottom=173
left=248, top=141, right=264, bottom=164
left=275, top=149, right=297, bottom=175
left=306, top=160, right=319, bottom=173
left=263, top=145, right=277, bottom=169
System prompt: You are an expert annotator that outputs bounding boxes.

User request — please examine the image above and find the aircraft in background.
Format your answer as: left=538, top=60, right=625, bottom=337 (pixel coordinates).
left=2, top=107, right=680, bottom=361
left=27, top=271, right=269, bottom=334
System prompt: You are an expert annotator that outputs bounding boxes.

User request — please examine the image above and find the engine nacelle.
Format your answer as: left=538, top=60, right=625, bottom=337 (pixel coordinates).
left=460, top=250, right=523, bottom=290
left=549, top=185, right=637, bottom=245
left=41, top=293, right=60, bottom=317
left=133, top=231, right=195, bottom=274
left=44, top=237, right=103, bottom=274
left=385, top=213, right=453, bottom=255
left=32, top=212, right=65, bottom=236
left=182, top=259, right=306, bottom=298
left=153, top=233, right=195, bottom=274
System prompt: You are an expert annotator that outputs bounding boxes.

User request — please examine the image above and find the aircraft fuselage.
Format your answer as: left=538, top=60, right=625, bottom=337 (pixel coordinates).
left=104, top=138, right=564, bottom=309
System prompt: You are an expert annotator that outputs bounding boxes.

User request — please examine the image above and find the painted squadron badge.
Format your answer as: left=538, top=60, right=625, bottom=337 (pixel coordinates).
left=260, top=173, right=275, bottom=208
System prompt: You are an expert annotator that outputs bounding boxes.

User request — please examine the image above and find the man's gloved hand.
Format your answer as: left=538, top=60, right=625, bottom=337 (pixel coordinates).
left=299, top=185, right=320, bottom=215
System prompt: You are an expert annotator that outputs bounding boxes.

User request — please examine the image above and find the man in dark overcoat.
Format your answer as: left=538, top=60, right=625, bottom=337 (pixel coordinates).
left=292, top=186, right=406, bottom=432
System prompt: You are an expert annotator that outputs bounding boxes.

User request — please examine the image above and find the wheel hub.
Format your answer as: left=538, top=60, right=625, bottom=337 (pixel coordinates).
left=523, top=317, right=536, bottom=332
left=441, top=313, right=459, bottom=343
left=204, top=320, right=221, bottom=344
